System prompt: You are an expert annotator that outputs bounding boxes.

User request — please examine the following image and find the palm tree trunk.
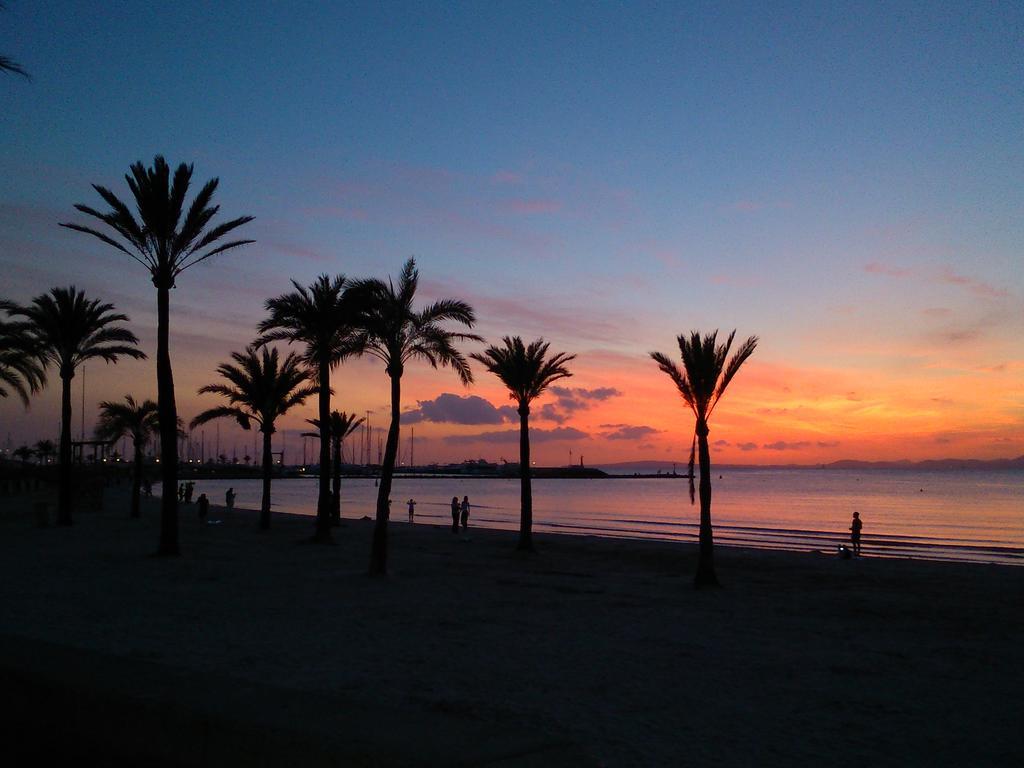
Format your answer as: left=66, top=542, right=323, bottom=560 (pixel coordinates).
left=131, top=442, right=143, bottom=518
left=260, top=429, right=273, bottom=530
left=156, top=283, right=179, bottom=555
left=331, top=435, right=341, bottom=524
left=694, top=416, right=718, bottom=588
left=369, top=371, right=401, bottom=576
left=57, top=372, right=73, bottom=526
left=518, top=403, right=533, bottom=551
left=314, top=361, right=332, bottom=541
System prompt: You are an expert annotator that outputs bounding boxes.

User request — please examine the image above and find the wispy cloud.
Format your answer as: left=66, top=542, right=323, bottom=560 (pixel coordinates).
left=763, top=440, right=812, bottom=451
left=497, top=198, right=562, bottom=215
left=404, top=393, right=516, bottom=425
left=938, top=267, right=1009, bottom=299
left=599, top=424, right=662, bottom=440
left=301, top=205, right=369, bottom=221
left=865, top=262, right=1010, bottom=299
left=537, top=386, right=624, bottom=424
left=445, top=426, right=589, bottom=445
left=491, top=170, right=525, bottom=185
left=864, top=261, right=912, bottom=278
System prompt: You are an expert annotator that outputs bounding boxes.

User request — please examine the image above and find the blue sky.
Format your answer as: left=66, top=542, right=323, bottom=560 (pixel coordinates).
left=1, top=1, right=1022, bottom=462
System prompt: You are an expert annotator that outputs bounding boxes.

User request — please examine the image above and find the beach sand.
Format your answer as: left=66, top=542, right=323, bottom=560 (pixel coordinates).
left=0, top=486, right=1021, bottom=766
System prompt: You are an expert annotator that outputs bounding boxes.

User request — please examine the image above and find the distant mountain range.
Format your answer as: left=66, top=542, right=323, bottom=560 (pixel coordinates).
left=597, top=456, right=1024, bottom=471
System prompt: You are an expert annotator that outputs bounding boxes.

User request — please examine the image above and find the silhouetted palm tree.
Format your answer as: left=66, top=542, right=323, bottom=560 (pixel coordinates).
left=191, top=346, right=315, bottom=530
left=62, top=156, right=253, bottom=554
left=0, top=315, right=45, bottom=405
left=348, top=258, right=481, bottom=575
left=0, top=3, right=28, bottom=79
left=95, top=395, right=158, bottom=519
left=12, top=445, right=33, bottom=465
left=304, top=410, right=364, bottom=525
left=259, top=275, right=360, bottom=541
left=34, top=439, right=55, bottom=465
left=651, top=330, right=757, bottom=587
left=472, top=337, right=575, bottom=551
left=3, top=287, right=145, bottom=525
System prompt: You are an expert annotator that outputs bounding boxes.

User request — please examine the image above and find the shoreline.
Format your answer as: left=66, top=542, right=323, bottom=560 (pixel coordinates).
left=148, top=485, right=1024, bottom=568
left=1, top=488, right=1021, bottom=766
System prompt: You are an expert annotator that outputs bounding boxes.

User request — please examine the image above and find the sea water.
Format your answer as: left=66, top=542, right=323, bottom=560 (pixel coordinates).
left=170, top=468, right=1024, bottom=565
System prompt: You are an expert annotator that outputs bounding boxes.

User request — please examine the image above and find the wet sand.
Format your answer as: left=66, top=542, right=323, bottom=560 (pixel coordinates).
left=0, top=487, right=1021, bottom=766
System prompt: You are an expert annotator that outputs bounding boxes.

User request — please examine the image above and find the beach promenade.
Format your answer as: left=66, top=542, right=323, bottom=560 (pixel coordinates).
left=0, top=487, right=1021, bottom=766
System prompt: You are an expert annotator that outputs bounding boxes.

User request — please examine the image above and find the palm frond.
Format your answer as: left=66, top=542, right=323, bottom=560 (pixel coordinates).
left=63, top=157, right=253, bottom=286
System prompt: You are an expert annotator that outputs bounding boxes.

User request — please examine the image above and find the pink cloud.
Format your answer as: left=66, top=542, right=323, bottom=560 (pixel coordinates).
left=864, top=261, right=912, bottom=277
left=710, top=274, right=763, bottom=288
left=491, top=170, right=525, bottom=185
left=865, top=263, right=1009, bottom=299
left=729, top=200, right=765, bottom=212
left=938, top=267, right=1009, bottom=299
left=301, top=205, right=369, bottom=221
left=497, top=198, right=562, bottom=215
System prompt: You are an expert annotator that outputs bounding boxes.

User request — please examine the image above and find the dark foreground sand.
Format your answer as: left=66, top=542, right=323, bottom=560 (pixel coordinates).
left=1, top=487, right=1021, bottom=767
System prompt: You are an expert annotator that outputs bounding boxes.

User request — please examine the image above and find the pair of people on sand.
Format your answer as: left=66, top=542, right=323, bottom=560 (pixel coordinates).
left=450, top=495, right=470, bottom=533
left=177, top=481, right=195, bottom=503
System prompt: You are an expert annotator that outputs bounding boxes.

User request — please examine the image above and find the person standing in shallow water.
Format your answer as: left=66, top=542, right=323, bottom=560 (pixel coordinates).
left=407, top=498, right=416, bottom=523
left=460, top=495, right=470, bottom=531
left=450, top=496, right=460, bottom=533
left=850, top=511, right=863, bottom=556
left=225, top=487, right=235, bottom=511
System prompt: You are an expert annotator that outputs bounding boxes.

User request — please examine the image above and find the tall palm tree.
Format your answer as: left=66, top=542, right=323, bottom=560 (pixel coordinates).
left=304, top=410, right=364, bottom=525
left=34, top=439, right=55, bottom=465
left=258, top=275, right=360, bottom=541
left=191, top=346, right=315, bottom=530
left=348, top=258, right=481, bottom=575
left=0, top=315, right=45, bottom=405
left=0, top=3, right=28, bottom=79
left=651, top=330, right=757, bottom=588
left=0, top=56, right=26, bottom=76
left=61, top=156, right=253, bottom=555
left=3, top=287, right=145, bottom=525
left=95, top=395, right=158, bottom=519
left=471, top=337, right=575, bottom=551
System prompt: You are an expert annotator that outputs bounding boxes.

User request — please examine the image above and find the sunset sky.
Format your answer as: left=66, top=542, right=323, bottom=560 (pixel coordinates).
left=1, top=1, right=1021, bottom=465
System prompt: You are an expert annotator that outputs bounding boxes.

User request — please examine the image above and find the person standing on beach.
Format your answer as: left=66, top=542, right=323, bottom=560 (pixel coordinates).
left=407, top=498, right=416, bottom=523
left=851, top=511, right=863, bottom=556
left=460, top=495, right=470, bottom=531
left=185, top=481, right=195, bottom=504
left=225, top=487, right=235, bottom=511
left=177, top=482, right=185, bottom=502
left=450, top=496, right=460, bottom=533
left=197, top=492, right=209, bottom=520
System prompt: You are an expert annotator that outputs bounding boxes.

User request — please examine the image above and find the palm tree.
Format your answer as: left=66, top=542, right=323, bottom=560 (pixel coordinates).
left=34, top=439, right=55, bottom=465
left=191, top=346, right=315, bottom=530
left=0, top=3, right=28, bottom=79
left=61, top=156, right=253, bottom=555
left=258, top=275, right=360, bottom=541
left=3, top=287, right=145, bottom=525
left=304, top=410, right=364, bottom=525
left=651, top=330, right=757, bottom=588
left=348, top=258, right=481, bottom=575
left=471, top=337, right=575, bottom=551
left=0, top=315, right=45, bottom=405
left=95, top=396, right=158, bottom=519
left=0, top=54, right=26, bottom=77
left=12, top=445, right=33, bottom=465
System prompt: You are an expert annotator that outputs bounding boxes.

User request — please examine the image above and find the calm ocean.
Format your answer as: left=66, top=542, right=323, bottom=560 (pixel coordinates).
left=171, top=469, right=1024, bottom=565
